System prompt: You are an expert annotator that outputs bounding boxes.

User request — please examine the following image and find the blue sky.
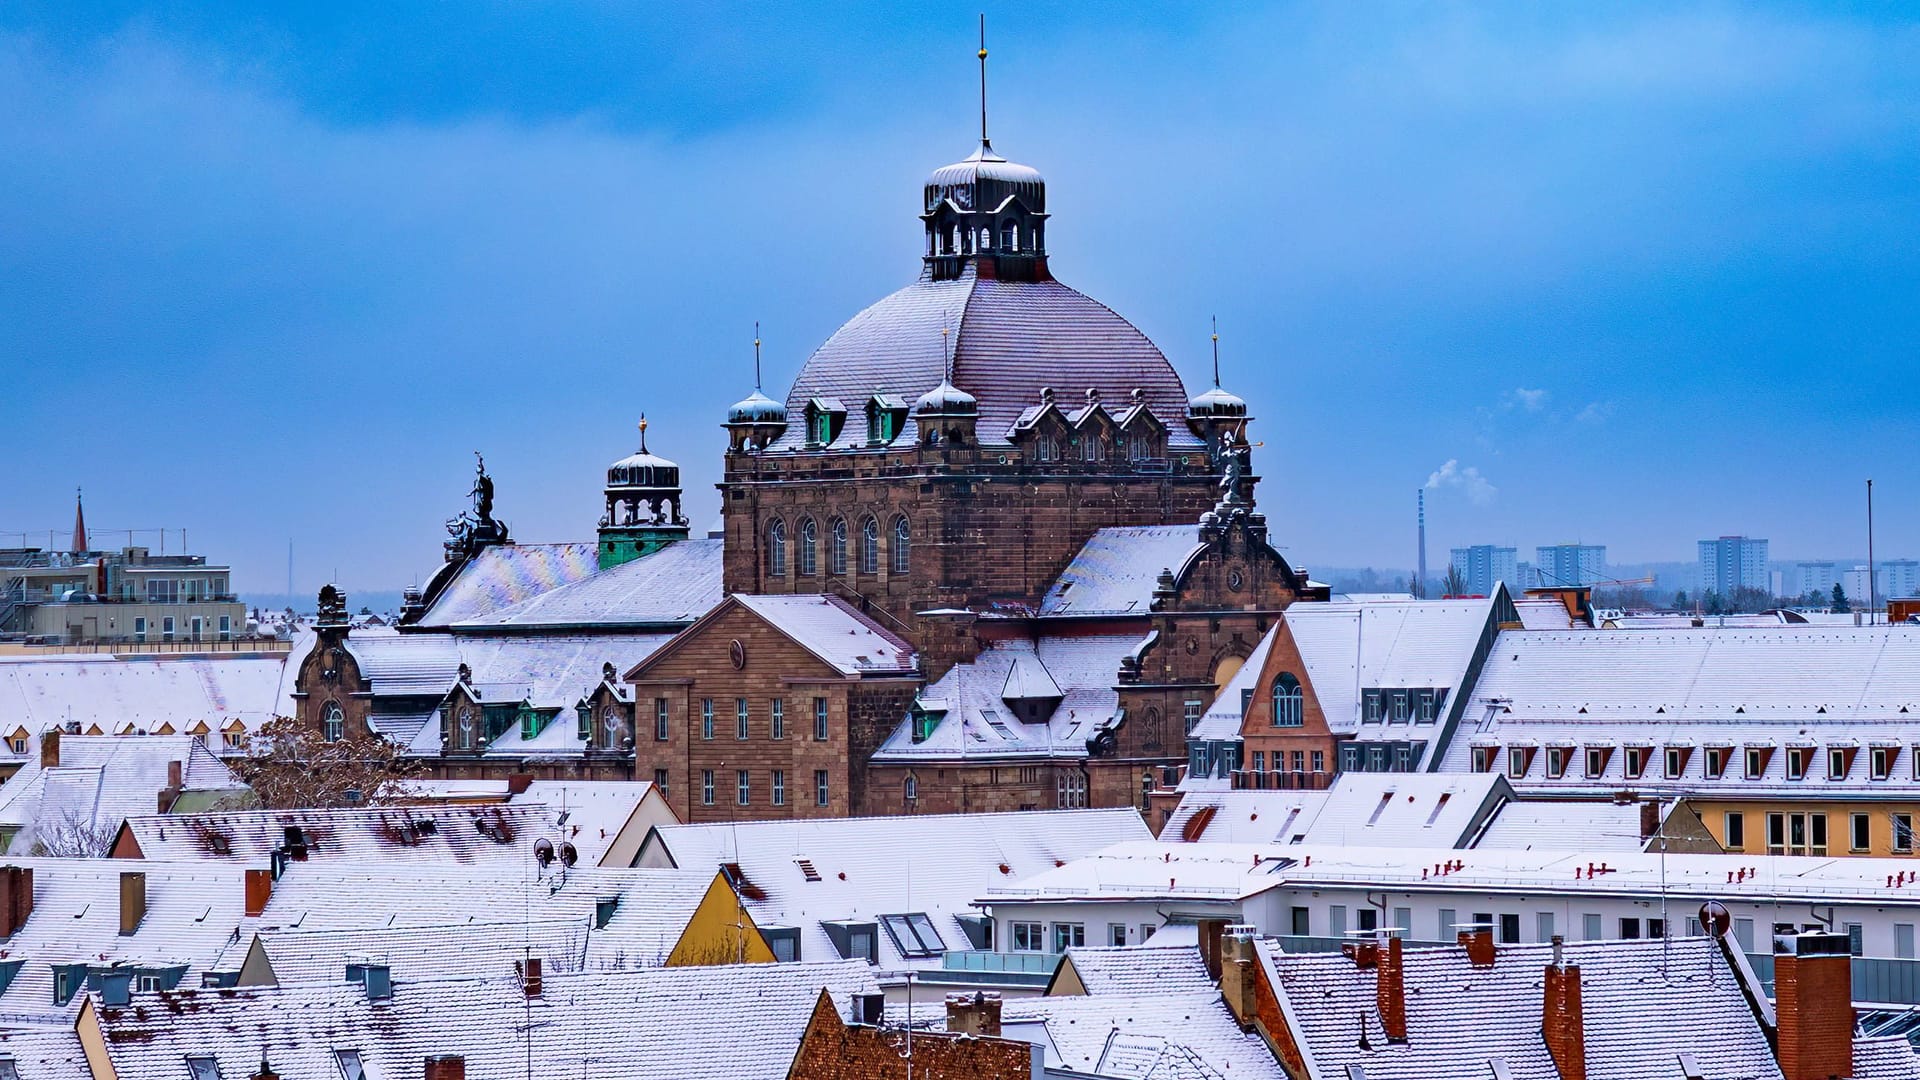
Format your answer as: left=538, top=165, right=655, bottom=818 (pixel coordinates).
left=3, top=3, right=1917, bottom=594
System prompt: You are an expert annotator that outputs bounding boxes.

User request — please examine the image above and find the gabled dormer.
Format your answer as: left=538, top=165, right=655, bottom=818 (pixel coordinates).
left=1009, top=389, right=1069, bottom=463
left=864, top=394, right=908, bottom=446
left=1065, top=389, right=1117, bottom=464
left=803, top=398, right=848, bottom=448
left=1114, top=390, right=1169, bottom=464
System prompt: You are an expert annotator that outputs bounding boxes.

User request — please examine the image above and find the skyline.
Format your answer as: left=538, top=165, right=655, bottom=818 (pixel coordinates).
left=4, top=3, right=1918, bottom=592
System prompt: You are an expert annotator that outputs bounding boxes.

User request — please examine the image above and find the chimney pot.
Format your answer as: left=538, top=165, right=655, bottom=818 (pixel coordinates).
left=1774, top=931, right=1854, bottom=1080
left=1458, top=926, right=1496, bottom=967
left=0, top=866, right=33, bottom=938
left=1376, top=933, right=1407, bottom=1043
left=423, top=1057, right=464, bottom=1080
left=506, top=772, right=533, bottom=796
left=1542, top=941, right=1586, bottom=1080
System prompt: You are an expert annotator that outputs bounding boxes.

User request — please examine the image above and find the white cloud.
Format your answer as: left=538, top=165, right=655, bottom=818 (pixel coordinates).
left=1510, top=387, right=1549, bottom=411
left=1575, top=401, right=1615, bottom=423
left=1425, top=458, right=1498, bottom=505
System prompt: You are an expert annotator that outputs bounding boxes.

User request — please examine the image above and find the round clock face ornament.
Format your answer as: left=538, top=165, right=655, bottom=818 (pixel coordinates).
left=729, top=639, right=747, bottom=670
left=1228, top=569, right=1245, bottom=592
left=1184, top=637, right=1199, bottom=655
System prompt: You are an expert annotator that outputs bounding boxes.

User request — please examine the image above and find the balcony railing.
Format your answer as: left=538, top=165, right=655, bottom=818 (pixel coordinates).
left=936, top=950, right=1057, bottom=986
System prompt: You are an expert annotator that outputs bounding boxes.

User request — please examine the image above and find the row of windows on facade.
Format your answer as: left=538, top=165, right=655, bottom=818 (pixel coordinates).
left=1274, top=904, right=1675, bottom=950
left=1189, top=739, right=1428, bottom=780
left=766, top=515, right=908, bottom=578
left=1476, top=742, right=1920, bottom=782
left=131, top=614, right=233, bottom=642
left=683, top=768, right=833, bottom=808
left=1719, top=808, right=1920, bottom=856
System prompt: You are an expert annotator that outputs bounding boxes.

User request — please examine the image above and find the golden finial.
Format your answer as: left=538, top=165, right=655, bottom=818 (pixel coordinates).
left=638, top=413, right=649, bottom=453
left=978, top=14, right=990, bottom=149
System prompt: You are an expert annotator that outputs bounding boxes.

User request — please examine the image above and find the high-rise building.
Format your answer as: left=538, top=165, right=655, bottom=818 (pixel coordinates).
left=1844, top=566, right=1874, bottom=605
left=1448, top=545, right=1518, bottom=597
left=1794, top=561, right=1840, bottom=598
left=1881, top=559, right=1920, bottom=600
left=1697, top=536, right=1770, bottom=598
left=1533, top=544, right=1606, bottom=588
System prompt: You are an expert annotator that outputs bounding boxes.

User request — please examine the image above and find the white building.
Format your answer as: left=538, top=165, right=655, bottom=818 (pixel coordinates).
left=1886, top=559, right=1920, bottom=600
left=1698, top=535, right=1770, bottom=597
left=1795, top=561, right=1841, bottom=598
left=1534, top=543, right=1606, bottom=588
left=1448, top=545, right=1518, bottom=596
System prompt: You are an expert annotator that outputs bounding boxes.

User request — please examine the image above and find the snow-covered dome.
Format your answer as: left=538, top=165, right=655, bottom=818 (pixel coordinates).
left=914, top=379, right=978, bottom=416
left=1187, top=385, right=1248, bottom=418
left=727, top=390, right=788, bottom=426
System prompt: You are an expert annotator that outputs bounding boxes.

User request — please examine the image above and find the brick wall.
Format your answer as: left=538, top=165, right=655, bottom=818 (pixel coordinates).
left=1774, top=948, right=1853, bottom=1080
left=787, top=989, right=1035, bottom=1080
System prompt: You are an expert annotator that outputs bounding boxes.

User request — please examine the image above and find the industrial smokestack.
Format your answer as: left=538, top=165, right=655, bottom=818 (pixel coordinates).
left=1417, top=489, right=1428, bottom=598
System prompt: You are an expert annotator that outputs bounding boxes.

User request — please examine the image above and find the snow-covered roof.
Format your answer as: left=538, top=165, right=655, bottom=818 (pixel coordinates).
left=0, top=653, right=284, bottom=742
left=998, top=990, right=1285, bottom=1079
left=1513, top=596, right=1579, bottom=629
left=1162, top=788, right=1330, bottom=844
left=412, top=541, right=600, bottom=628
left=1268, top=936, right=1781, bottom=1080
left=93, top=959, right=881, bottom=1080
left=1054, top=942, right=1213, bottom=996
left=873, top=634, right=1139, bottom=762
left=1188, top=629, right=1275, bottom=741
left=0, top=735, right=243, bottom=855
left=1283, top=596, right=1499, bottom=733
left=1038, top=525, right=1201, bottom=617
left=118, top=802, right=575, bottom=865
left=1472, top=799, right=1648, bottom=852
left=641, top=808, right=1150, bottom=978
left=728, top=594, right=918, bottom=676
left=452, top=539, right=724, bottom=629
left=1161, top=773, right=1507, bottom=848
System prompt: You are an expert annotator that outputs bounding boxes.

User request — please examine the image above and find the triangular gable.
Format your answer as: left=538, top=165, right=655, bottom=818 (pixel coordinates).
left=154, top=722, right=177, bottom=736
left=189, top=720, right=212, bottom=735
left=1045, top=953, right=1089, bottom=995
left=235, top=934, right=277, bottom=987
left=623, top=596, right=849, bottom=683
left=108, top=821, right=143, bottom=860
left=664, top=871, right=777, bottom=967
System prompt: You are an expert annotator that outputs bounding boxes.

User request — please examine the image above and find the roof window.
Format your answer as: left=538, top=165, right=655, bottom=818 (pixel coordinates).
left=880, top=913, right=947, bottom=958
left=186, top=1058, right=222, bottom=1080
left=334, top=1051, right=366, bottom=1080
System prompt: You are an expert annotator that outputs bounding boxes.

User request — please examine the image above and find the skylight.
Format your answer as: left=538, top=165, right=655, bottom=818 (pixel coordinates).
left=186, top=1058, right=223, bottom=1080
left=879, top=913, right=946, bottom=958
left=334, top=1051, right=366, bottom=1080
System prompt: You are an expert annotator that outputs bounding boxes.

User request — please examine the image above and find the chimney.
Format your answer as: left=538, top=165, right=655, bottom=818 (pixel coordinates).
left=1458, top=925, right=1496, bottom=967
left=39, top=729, right=59, bottom=770
left=945, top=991, right=1003, bottom=1037
left=1639, top=800, right=1660, bottom=842
left=1542, top=937, right=1585, bottom=1080
left=1197, top=918, right=1227, bottom=980
left=1377, top=933, right=1407, bottom=1043
left=1774, top=931, right=1853, bottom=1080
left=118, top=871, right=146, bottom=935
left=167, top=759, right=182, bottom=791
left=0, top=866, right=33, bottom=937
left=519, top=957, right=543, bottom=999
left=244, top=868, right=273, bottom=917
left=251, top=1059, right=278, bottom=1080
left=423, top=1057, right=464, bottom=1080
left=1219, top=925, right=1260, bottom=1030
left=506, top=772, right=534, bottom=796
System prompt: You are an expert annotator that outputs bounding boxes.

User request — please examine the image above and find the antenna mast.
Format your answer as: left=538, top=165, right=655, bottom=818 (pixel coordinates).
left=753, top=322, right=763, bottom=391
left=978, top=14, right=990, bottom=149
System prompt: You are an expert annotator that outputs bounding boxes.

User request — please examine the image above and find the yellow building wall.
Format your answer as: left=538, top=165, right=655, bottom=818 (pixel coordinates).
left=1691, top=799, right=1920, bottom=857
left=664, top=872, right=777, bottom=967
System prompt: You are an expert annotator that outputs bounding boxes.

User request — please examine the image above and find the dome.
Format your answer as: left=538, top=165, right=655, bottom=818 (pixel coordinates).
left=727, top=390, right=788, bottom=425
left=926, top=142, right=1045, bottom=189
left=607, top=448, right=679, bottom=489
left=778, top=265, right=1202, bottom=451
left=1187, top=385, right=1248, bottom=418
left=914, top=379, right=978, bottom=416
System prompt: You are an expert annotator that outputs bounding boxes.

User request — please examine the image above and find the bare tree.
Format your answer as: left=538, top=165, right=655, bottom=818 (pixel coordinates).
left=230, top=716, right=420, bottom=811
left=31, top=805, right=119, bottom=858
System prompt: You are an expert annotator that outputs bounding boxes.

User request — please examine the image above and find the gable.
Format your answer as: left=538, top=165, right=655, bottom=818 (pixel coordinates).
left=665, top=872, right=776, bottom=967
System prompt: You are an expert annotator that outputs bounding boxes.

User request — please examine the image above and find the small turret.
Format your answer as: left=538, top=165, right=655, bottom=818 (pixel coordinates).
left=598, top=417, right=688, bottom=569
left=1185, top=321, right=1252, bottom=462
left=726, top=326, right=788, bottom=452
left=914, top=378, right=978, bottom=446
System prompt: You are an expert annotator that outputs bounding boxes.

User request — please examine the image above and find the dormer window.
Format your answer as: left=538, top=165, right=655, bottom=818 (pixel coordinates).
left=1081, top=435, right=1104, bottom=462
left=865, top=396, right=906, bottom=445
left=804, top=398, right=846, bottom=448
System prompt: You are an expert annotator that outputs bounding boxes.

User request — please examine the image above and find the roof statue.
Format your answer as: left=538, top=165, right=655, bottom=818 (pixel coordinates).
left=443, top=452, right=511, bottom=563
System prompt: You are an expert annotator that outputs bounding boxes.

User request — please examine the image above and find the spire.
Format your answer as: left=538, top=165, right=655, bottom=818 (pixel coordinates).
left=978, top=14, right=990, bottom=151
left=71, top=487, right=87, bottom=554
left=753, top=322, right=763, bottom=391
left=1211, top=315, right=1221, bottom=388
left=941, top=323, right=953, bottom=384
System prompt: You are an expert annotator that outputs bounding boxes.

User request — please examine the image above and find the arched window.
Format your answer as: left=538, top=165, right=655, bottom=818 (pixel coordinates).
left=1272, top=673, right=1304, bottom=727
left=1082, top=435, right=1104, bottom=463
left=602, top=706, right=620, bottom=749
left=798, top=518, right=818, bottom=576
left=767, top=520, right=788, bottom=578
left=860, top=517, right=880, bottom=574
left=829, top=518, right=848, bottom=575
left=322, top=701, right=344, bottom=743
left=891, top=517, right=911, bottom=575
left=1001, top=220, right=1018, bottom=250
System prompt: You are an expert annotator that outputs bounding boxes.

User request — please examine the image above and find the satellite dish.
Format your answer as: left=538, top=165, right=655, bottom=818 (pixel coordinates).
left=559, top=842, right=579, bottom=868
left=533, top=838, right=556, bottom=868
left=1699, top=900, right=1731, bottom=939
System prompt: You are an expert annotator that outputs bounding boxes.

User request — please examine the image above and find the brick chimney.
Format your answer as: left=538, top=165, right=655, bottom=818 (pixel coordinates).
left=251, top=1059, right=278, bottom=1080
left=1774, top=931, right=1853, bottom=1080
left=1198, top=919, right=1227, bottom=980
left=244, top=868, right=273, bottom=917
left=1377, top=933, right=1407, bottom=1043
left=506, top=772, right=534, bottom=796
left=1458, top=925, right=1496, bottom=967
left=945, top=991, right=1003, bottom=1037
left=1219, top=925, right=1261, bottom=1029
left=1639, top=801, right=1660, bottom=842
left=39, top=729, right=59, bottom=770
left=118, top=871, right=146, bottom=935
left=519, top=957, right=543, bottom=999
left=1542, top=937, right=1585, bottom=1080
left=423, top=1057, right=464, bottom=1080
left=0, top=866, right=33, bottom=937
